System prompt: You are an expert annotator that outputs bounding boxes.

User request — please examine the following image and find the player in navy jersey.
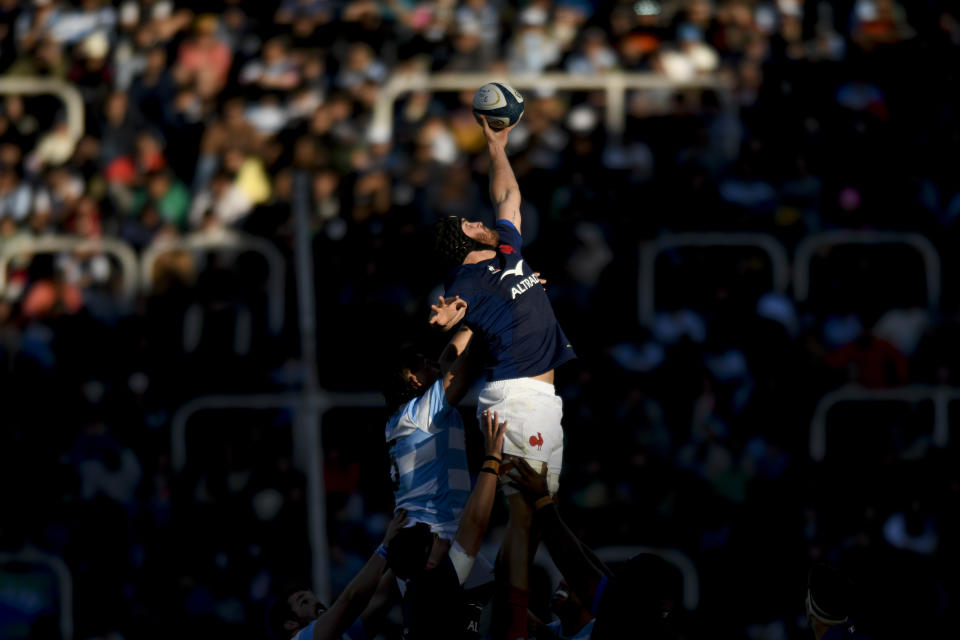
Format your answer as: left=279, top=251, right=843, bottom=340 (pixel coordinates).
left=429, top=116, right=576, bottom=639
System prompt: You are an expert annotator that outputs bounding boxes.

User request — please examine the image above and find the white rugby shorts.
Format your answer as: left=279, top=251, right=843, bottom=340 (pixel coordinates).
left=476, top=377, right=563, bottom=495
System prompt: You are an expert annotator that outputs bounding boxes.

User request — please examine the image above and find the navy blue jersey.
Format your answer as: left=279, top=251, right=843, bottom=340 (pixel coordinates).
left=444, top=220, right=575, bottom=381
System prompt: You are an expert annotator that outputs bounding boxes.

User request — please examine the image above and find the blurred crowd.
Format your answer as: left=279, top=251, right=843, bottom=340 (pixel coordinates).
left=2, top=0, right=960, bottom=638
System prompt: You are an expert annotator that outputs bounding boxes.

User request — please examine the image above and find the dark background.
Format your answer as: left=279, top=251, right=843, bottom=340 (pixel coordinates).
left=1, top=0, right=959, bottom=638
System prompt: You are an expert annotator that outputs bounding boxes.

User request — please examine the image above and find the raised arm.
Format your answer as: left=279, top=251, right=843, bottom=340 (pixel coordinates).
left=439, top=324, right=476, bottom=406
left=356, top=570, right=400, bottom=636
left=312, top=510, right=407, bottom=640
left=479, top=117, right=522, bottom=234
left=454, top=410, right=507, bottom=557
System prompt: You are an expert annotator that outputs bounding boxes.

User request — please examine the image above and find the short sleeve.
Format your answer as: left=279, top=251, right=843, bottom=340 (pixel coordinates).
left=406, top=378, right=449, bottom=431
left=495, top=219, right=522, bottom=253
left=444, top=269, right=478, bottom=307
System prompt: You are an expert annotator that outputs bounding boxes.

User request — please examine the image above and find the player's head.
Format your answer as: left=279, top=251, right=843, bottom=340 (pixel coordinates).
left=385, top=521, right=439, bottom=580
left=266, top=585, right=327, bottom=639
left=806, top=564, right=852, bottom=630
left=591, top=553, right=681, bottom=640
left=382, top=344, right=441, bottom=412
left=433, top=216, right=497, bottom=265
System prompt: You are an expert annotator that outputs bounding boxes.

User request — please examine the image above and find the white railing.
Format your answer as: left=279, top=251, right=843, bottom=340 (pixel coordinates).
left=0, top=78, right=85, bottom=158
left=0, top=548, right=73, bottom=640
left=371, top=72, right=729, bottom=140
left=170, top=390, right=384, bottom=605
left=638, top=233, right=790, bottom=326
left=809, top=384, right=957, bottom=461
left=594, top=545, right=699, bottom=611
left=140, top=230, right=286, bottom=335
left=793, top=231, right=941, bottom=312
left=0, top=235, right=139, bottom=302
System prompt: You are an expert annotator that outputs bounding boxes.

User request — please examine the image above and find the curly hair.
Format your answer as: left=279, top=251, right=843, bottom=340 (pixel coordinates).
left=382, top=345, right=426, bottom=412
left=433, top=216, right=493, bottom=266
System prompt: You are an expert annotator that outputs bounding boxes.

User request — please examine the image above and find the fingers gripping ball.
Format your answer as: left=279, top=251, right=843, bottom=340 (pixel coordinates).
left=473, top=82, right=525, bottom=130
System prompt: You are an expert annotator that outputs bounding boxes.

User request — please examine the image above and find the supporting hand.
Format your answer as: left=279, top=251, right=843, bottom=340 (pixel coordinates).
left=481, top=410, right=507, bottom=460
left=383, top=509, right=408, bottom=547
left=507, top=458, right=550, bottom=504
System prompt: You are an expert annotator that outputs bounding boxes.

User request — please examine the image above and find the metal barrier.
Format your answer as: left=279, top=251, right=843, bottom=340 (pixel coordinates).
left=371, top=72, right=729, bottom=141
left=140, top=230, right=286, bottom=335
left=0, top=77, right=85, bottom=158
left=0, top=235, right=139, bottom=302
left=594, top=545, right=700, bottom=611
left=0, top=548, right=73, bottom=640
left=638, top=232, right=791, bottom=326
left=170, top=390, right=384, bottom=604
left=793, top=231, right=941, bottom=312
left=809, top=384, right=957, bottom=461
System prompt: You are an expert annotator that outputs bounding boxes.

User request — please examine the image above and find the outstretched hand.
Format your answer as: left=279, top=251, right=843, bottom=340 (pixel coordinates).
left=481, top=409, right=507, bottom=459
left=429, top=295, right=467, bottom=331
left=507, top=458, right=551, bottom=503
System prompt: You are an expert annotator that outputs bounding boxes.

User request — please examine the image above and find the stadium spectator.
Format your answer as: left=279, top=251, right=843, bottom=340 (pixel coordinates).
left=188, top=169, right=252, bottom=230
left=127, top=46, right=177, bottom=129
left=132, top=168, right=190, bottom=230
left=240, top=36, right=302, bottom=92
left=175, top=14, right=232, bottom=94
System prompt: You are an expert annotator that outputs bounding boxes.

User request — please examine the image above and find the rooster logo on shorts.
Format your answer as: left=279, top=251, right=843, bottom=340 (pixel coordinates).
left=529, top=432, right=544, bottom=450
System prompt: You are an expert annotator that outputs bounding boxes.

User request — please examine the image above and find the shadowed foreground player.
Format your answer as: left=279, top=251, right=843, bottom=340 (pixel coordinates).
left=430, top=115, right=576, bottom=639
left=806, top=564, right=871, bottom=640
left=527, top=579, right=595, bottom=640
left=510, top=459, right=680, bottom=640
left=267, top=510, right=407, bottom=640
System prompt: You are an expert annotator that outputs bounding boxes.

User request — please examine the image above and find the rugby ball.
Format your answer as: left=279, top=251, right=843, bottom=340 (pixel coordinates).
left=473, top=82, right=524, bottom=130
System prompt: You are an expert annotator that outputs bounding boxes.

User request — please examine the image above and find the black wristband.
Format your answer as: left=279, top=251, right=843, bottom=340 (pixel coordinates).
left=479, top=467, right=499, bottom=476
left=483, top=455, right=502, bottom=463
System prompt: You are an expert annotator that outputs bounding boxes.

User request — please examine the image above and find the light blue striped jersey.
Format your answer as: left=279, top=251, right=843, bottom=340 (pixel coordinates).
left=294, top=617, right=365, bottom=640
left=385, top=378, right=471, bottom=539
